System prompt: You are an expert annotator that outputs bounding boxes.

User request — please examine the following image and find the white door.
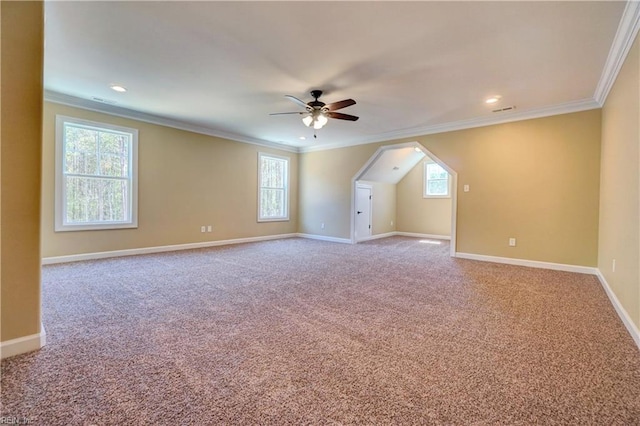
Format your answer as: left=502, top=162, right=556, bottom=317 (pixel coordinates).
left=355, top=185, right=372, bottom=241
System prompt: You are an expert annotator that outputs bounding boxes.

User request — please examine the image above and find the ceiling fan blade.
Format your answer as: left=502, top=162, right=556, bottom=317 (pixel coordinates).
left=284, top=95, right=310, bottom=109
left=269, top=112, right=305, bottom=115
left=327, top=111, right=359, bottom=121
left=325, top=99, right=356, bottom=111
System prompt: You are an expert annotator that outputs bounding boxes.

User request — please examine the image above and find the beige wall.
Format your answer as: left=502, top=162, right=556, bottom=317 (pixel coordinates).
left=359, top=180, right=396, bottom=235
left=599, top=33, right=640, bottom=329
left=299, top=146, right=375, bottom=238
left=42, top=103, right=298, bottom=258
left=397, top=160, right=452, bottom=237
left=299, top=109, right=601, bottom=266
left=1, top=1, right=43, bottom=342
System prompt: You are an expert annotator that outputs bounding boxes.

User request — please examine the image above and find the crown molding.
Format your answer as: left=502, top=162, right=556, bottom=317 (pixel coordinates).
left=299, top=98, right=600, bottom=153
left=44, top=91, right=601, bottom=156
left=594, top=0, right=640, bottom=106
left=44, top=91, right=299, bottom=153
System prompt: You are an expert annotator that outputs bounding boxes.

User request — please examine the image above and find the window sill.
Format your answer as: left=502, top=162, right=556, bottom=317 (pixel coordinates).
left=55, top=223, right=138, bottom=232
left=257, top=218, right=290, bottom=223
left=423, top=195, right=451, bottom=199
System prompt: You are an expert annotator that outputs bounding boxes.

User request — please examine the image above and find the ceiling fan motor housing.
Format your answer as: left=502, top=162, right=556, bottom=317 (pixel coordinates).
left=308, top=90, right=325, bottom=109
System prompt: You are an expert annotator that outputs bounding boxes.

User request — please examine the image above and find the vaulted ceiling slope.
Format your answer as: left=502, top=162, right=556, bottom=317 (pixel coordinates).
left=44, top=1, right=634, bottom=152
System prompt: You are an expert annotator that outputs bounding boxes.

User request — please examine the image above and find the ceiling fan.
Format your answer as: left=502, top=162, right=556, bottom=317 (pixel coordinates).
left=270, top=90, right=359, bottom=137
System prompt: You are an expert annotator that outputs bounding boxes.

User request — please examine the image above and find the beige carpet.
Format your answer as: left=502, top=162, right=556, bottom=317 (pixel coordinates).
left=2, top=236, right=639, bottom=424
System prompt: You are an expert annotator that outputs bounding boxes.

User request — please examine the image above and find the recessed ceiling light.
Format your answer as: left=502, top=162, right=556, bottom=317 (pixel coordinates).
left=110, top=84, right=127, bottom=93
left=485, top=96, right=501, bottom=104
left=299, top=136, right=306, bottom=140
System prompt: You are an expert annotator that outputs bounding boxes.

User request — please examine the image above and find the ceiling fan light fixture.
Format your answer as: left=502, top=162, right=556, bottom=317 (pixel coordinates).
left=302, top=115, right=314, bottom=127
left=314, top=114, right=328, bottom=129
left=303, top=111, right=329, bottom=129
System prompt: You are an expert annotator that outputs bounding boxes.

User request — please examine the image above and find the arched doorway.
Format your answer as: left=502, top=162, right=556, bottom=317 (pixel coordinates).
left=350, top=141, right=458, bottom=257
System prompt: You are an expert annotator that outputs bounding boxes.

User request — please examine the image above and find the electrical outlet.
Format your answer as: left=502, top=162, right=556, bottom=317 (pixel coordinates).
left=390, top=220, right=394, bottom=226
left=464, top=184, right=470, bottom=192
left=207, top=225, right=212, bottom=232
left=509, top=238, right=516, bottom=247
left=321, top=222, right=325, bottom=230
left=200, top=226, right=206, bottom=233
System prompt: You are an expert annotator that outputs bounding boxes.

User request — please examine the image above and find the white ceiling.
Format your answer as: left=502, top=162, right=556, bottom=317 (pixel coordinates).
left=44, top=1, right=627, bottom=152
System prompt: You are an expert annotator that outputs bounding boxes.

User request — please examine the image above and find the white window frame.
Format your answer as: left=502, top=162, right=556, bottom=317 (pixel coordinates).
left=423, top=161, right=451, bottom=199
left=258, top=152, right=289, bottom=222
left=55, top=115, right=139, bottom=231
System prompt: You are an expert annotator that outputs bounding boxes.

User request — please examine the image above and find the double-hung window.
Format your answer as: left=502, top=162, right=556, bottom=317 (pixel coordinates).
left=424, top=161, right=450, bottom=198
left=55, top=115, right=138, bottom=231
left=258, top=153, right=289, bottom=221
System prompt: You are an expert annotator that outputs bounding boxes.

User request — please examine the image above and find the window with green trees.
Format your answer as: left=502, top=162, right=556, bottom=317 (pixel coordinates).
left=424, top=162, right=450, bottom=198
left=258, top=153, right=289, bottom=221
left=55, top=116, right=138, bottom=231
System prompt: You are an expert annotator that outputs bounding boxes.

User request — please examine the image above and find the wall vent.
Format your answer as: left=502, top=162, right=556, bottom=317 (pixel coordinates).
left=91, top=97, right=117, bottom=105
left=492, top=105, right=515, bottom=113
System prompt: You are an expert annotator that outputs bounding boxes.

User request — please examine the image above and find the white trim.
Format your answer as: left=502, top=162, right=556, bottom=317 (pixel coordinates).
left=596, top=271, right=640, bottom=350
left=296, top=233, right=353, bottom=244
left=45, top=91, right=601, bottom=157
left=455, top=252, right=598, bottom=275
left=449, top=172, right=458, bottom=256
left=304, top=231, right=451, bottom=243
left=55, top=115, right=139, bottom=232
left=42, top=233, right=299, bottom=264
left=357, top=232, right=396, bottom=242
left=299, top=99, right=600, bottom=153
left=594, top=0, right=640, bottom=105
left=395, top=232, right=451, bottom=241
left=257, top=152, right=290, bottom=222
left=423, top=161, right=451, bottom=199
left=596, top=270, right=640, bottom=351
left=350, top=142, right=457, bottom=256
left=1, top=324, right=46, bottom=360
left=453, top=252, right=640, bottom=350
left=36, top=230, right=640, bottom=351
left=45, top=91, right=298, bottom=153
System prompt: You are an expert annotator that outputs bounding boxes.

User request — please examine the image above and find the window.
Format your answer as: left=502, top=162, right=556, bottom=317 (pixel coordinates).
left=258, top=153, right=289, bottom=221
left=424, top=161, right=450, bottom=198
left=55, top=115, right=138, bottom=231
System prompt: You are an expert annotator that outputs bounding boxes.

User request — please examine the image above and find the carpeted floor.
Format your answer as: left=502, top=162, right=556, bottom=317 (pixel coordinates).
left=2, top=236, right=639, bottom=425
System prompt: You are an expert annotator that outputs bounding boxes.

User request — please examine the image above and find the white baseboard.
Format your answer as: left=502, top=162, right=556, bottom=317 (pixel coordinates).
left=395, top=232, right=451, bottom=240
left=595, top=270, right=640, bottom=351
left=297, top=233, right=353, bottom=244
left=42, top=232, right=454, bottom=264
left=1, top=323, right=46, bottom=359
left=35, top=235, right=640, bottom=353
left=455, top=252, right=598, bottom=275
left=357, top=232, right=396, bottom=242
left=454, top=253, right=639, bottom=350
left=358, top=231, right=451, bottom=243
left=42, top=233, right=299, bottom=265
